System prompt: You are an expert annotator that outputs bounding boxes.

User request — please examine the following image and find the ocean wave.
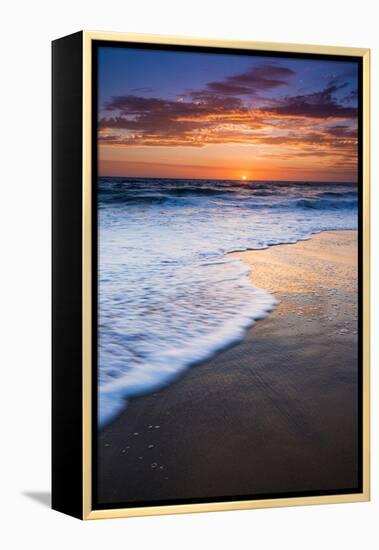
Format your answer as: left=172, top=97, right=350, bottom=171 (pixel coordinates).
left=316, top=190, right=358, bottom=198
left=98, top=177, right=358, bottom=426
left=296, top=197, right=357, bottom=210
left=99, top=179, right=358, bottom=210
left=99, top=279, right=277, bottom=426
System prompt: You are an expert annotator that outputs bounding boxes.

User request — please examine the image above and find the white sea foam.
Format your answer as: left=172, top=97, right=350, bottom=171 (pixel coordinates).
left=98, top=178, right=358, bottom=426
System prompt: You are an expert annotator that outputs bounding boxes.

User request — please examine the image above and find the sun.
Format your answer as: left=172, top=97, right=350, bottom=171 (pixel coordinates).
left=241, top=175, right=247, bottom=181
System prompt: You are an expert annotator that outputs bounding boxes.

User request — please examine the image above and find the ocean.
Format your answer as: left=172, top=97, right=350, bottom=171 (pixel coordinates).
left=98, top=177, right=358, bottom=426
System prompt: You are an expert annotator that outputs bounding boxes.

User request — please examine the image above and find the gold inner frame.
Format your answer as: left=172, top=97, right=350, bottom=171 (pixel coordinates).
left=82, top=31, right=370, bottom=520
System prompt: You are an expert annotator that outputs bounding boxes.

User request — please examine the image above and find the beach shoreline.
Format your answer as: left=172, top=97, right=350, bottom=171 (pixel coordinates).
left=98, top=230, right=359, bottom=505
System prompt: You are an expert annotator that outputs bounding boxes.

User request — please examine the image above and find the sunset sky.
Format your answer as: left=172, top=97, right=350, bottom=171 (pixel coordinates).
left=98, top=46, right=359, bottom=182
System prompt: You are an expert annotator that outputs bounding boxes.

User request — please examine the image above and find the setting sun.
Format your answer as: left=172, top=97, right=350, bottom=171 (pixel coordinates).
left=241, top=175, right=247, bottom=181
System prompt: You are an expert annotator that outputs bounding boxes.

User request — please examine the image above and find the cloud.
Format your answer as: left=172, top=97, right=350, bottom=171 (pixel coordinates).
left=265, top=84, right=357, bottom=119
left=190, top=64, right=295, bottom=98
left=341, top=89, right=358, bottom=104
left=326, top=124, right=358, bottom=138
left=99, top=94, right=260, bottom=146
left=98, top=64, right=358, bottom=168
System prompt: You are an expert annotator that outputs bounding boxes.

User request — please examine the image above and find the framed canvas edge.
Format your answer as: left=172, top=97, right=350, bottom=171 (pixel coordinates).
left=81, top=31, right=370, bottom=520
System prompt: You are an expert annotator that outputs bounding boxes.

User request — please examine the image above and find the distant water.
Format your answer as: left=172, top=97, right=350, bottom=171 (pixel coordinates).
left=98, top=177, right=358, bottom=426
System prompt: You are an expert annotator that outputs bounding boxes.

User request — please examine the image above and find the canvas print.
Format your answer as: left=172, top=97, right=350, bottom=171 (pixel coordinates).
left=95, top=44, right=361, bottom=508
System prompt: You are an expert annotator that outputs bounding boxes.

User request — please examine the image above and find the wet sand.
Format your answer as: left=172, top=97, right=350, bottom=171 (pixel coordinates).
left=97, top=230, right=359, bottom=506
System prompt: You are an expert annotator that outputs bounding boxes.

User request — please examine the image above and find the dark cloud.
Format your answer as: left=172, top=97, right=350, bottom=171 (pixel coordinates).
left=104, top=93, right=245, bottom=119
left=327, top=79, right=348, bottom=89
left=266, top=84, right=358, bottom=119
left=191, top=64, right=295, bottom=98
left=341, top=89, right=358, bottom=104
left=326, top=124, right=357, bottom=138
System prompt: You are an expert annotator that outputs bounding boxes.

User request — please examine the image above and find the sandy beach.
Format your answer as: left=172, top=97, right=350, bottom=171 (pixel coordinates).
left=97, top=230, right=359, bottom=506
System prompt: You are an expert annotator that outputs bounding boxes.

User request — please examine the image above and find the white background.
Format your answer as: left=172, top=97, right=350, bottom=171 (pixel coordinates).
left=1, top=0, right=377, bottom=548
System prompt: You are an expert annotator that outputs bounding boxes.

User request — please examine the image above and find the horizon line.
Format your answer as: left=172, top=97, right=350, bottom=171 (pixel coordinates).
left=98, top=174, right=358, bottom=185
